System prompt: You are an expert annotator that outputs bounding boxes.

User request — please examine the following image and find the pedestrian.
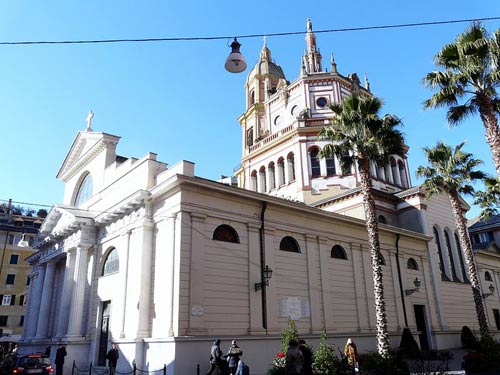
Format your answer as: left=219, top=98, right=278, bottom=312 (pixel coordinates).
left=344, top=338, right=359, bottom=372
left=285, top=339, right=304, bottom=375
left=106, top=343, right=119, bottom=375
left=298, top=339, right=313, bottom=375
left=226, top=340, right=242, bottom=375
left=55, top=345, right=67, bottom=375
left=206, top=339, right=223, bottom=375
left=235, top=359, right=249, bottom=375
left=45, top=346, right=51, bottom=357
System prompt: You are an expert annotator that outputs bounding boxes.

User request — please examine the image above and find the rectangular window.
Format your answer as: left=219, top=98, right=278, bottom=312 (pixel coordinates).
left=494, top=309, right=500, bottom=330
left=9, top=254, right=19, bottom=265
left=9, top=295, right=15, bottom=306
left=19, top=295, right=25, bottom=306
left=7, top=235, right=14, bottom=245
left=1, top=295, right=11, bottom=306
left=0, top=316, right=8, bottom=326
left=19, top=316, right=24, bottom=327
left=5, top=274, right=15, bottom=285
left=26, top=276, right=30, bottom=286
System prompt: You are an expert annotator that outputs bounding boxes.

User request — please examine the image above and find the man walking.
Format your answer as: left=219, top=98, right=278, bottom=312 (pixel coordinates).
left=55, top=345, right=67, bottom=375
left=206, top=339, right=222, bottom=375
left=106, top=343, right=119, bottom=375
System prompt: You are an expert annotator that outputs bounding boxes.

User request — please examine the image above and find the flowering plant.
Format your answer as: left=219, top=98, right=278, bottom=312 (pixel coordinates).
left=273, top=352, right=286, bottom=368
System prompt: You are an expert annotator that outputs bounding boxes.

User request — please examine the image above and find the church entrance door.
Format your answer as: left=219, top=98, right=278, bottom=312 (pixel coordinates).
left=98, top=301, right=111, bottom=366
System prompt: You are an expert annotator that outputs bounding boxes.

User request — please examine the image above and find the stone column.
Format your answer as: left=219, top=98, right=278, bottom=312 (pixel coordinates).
left=66, top=245, right=89, bottom=337
left=35, top=261, right=56, bottom=338
left=136, top=217, right=154, bottom=338
left=56, top=250, right=76, bottom=338
left=28, top=265, right=46, bottom=339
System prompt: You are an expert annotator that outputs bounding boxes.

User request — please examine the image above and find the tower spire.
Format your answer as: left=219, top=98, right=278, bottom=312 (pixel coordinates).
left=303, top=18, right=322, bottom=73
left=330, top=52, right=337, bottom=74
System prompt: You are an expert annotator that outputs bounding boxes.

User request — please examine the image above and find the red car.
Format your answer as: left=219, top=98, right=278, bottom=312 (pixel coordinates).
left=13, top=354, right=53, bottom=375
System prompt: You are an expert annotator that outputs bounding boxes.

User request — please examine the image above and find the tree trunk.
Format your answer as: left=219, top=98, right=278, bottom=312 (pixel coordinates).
left=358, top=158, right=390, bottom=356
left=448, top=190, right=489, bottom=336
left=477, top=93, right=500, bottom=176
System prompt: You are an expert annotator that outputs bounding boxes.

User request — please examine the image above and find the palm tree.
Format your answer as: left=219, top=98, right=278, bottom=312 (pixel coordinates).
left=416, top=141, right=489, bottom=336
left=423, top=22, right=500, bottom=176
left=474, top=176, right=500, bottom=222
left=319, top=93, right=405, bottom=357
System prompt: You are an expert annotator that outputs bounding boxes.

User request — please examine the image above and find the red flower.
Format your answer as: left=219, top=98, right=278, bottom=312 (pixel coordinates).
left=277, top=352, right=285, bottom=358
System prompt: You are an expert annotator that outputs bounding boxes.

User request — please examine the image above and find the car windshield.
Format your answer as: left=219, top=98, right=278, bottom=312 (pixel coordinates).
left=18, top=357, right=50, bottom=367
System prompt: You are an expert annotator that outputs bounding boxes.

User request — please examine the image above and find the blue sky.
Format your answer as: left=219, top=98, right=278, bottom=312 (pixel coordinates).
left=0, top=1, right=499, bottom=218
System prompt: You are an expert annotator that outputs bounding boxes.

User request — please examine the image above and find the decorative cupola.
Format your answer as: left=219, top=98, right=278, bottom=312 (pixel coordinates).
left=244, top=38, right=286, bottom=110
left=303, top=18, right=323, bottom=73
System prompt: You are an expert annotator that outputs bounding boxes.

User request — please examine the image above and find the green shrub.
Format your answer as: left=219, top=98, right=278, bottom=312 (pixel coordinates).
left=312, top=330, right=340, bottom=375
left=281, top=317, right=299, bottom=354
left=359, top=351, right=409, bottom=375
left=398, top=328, right=420, bottom=359
left=460, top=325, right=478, bottom=350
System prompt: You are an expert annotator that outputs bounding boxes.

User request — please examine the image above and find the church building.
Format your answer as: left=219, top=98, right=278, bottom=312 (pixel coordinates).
left=20, top=20, right=500, bottom=375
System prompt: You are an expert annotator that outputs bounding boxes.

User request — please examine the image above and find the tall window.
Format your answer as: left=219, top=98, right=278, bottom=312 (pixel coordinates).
left=268, top=162, right=276, bottom=190
left=74, top=173, right=93, bottom=206
left=485, top=271, right=493, bottom=282
left=407, top=258, right=419, bottom=270
left=5, top=274, right=15, bottom=285
left=259, top=166, right=267, bottom=193
left=102, top=248, right=119, bottom=276
left=277, top=158, right=285, bottom=186
left=434, top=227, right=450, bottom=281
left=9, top=254, right=19, bottom=264
left=444, top=231, right=460, bottom=281
left=310, top=148, right=321, bottom=177
left=326, top=156, right=336, bottom=176
left=398, top=160, right=408, bottom=188
left=250, top=170, right=258, bottom=192
left=213, top=225, right=240, bottom=243
left=246, top=128, right=254, bottom=147
left=287, top=153, right=295, bottom=181
left=0, top=316, right=8, bottom=326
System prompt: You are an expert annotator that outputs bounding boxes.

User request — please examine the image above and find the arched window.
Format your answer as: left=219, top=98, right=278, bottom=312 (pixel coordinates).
left=277, top=158, right=285, bottom=186
left=455, top=233, right=468, bottom=282
left=250, top=90, right=255, bottom=105
left=310, top=148, right=321, bottom=177
left=434, top=227, right=450, bottom=281
left=287, top=153, right=296, bottom=181
left=250, top=170, right=258, bottom=191
left=444, top=231, right=459, bottom=281
left=213, top=224, right=240, bottom=243
left=268, top=162, right=276, bottom=190
left=398, top=160, right=408, bottom=188
left=74, top=173, right=93, bottom=206
left=331, top=245, right=347, bottom=260
left=102, top=248, right=119, bottom=276
left=379, top=254, right=386, bottom=266
left=246, top=128, right=254, bottom=147
left=378, top=215, right=387, bottom=224
left=485, top=271, right=493, bottom=282
left=407, top=258, right=419, bottom=270
left=259, top=166, right=267, bottom=193
left=279, top=236, right=300, bottom=253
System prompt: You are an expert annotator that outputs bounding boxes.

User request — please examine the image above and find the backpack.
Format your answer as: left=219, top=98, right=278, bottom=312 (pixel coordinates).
left=241, top=363, right=250, bottom=375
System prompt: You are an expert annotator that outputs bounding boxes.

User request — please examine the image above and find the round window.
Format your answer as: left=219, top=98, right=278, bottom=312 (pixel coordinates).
left=316, top=97, right=328, bottom=108
left=274, top=115, right=282, bottom=126
left=291, top=105, right=299, bottom=116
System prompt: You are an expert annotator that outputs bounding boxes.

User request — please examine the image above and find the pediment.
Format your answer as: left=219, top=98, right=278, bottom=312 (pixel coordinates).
left=57, top=130, right=120, bottom=181
left=39, top=205, right=95, bottom=239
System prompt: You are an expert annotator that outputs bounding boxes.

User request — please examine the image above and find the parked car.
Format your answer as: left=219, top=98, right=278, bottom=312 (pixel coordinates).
left=12, top=354, right=53, bottom=375
left=0, top=354, right=17, bottom=375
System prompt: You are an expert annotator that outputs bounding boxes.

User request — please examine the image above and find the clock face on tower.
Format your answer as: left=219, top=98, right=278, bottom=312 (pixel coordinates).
left=316, top=97, right=328, bottom=108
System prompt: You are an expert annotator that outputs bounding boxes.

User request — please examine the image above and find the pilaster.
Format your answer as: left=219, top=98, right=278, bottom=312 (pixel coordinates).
left=305, top=234, right=322, bottom=334
left=137, top=216, right=155, bottom=338
left=248, top=223, right=265, bottom=335
left=351, top=243, right=370, bottom=332
left=187, top=212, right=208, bottom=335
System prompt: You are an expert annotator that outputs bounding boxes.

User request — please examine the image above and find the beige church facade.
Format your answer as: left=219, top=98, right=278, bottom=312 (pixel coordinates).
left=20, top=20, right=500, bottom=375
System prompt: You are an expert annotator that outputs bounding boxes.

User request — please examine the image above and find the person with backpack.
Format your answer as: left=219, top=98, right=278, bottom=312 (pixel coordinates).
left=285, top=339, right=304, bottom=375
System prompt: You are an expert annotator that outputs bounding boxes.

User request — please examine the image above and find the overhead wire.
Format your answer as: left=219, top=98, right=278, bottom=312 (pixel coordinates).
left=0, top=16, right=499, bottom=46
